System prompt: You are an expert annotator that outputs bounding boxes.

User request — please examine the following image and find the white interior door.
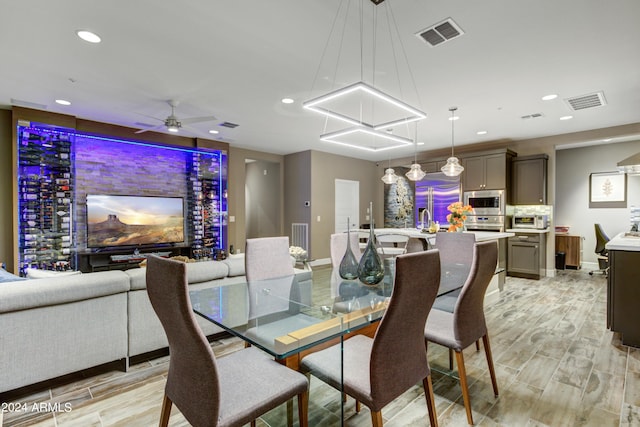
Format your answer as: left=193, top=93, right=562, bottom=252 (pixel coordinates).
left=335, top=179, right=359, bottom=233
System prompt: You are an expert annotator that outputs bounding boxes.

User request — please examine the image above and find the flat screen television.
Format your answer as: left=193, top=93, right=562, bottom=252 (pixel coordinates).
left=86, top=195, right=185, bottom=249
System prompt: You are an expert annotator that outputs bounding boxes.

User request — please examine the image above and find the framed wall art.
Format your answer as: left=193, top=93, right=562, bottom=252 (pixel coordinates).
left=589, top=172, right=627, bottom=208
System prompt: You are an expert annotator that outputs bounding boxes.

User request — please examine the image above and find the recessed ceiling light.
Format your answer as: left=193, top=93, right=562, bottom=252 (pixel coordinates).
left=208, top=129, right=219, bottom=134
left=55, top=99, right=71, bottom=106
left=477, top=130, right=488, bottom=135
left=76, top=30, right=101, bottom=43
left=281, top=98, right=294, bottom=104
left=417, top=142, right=425, bottom=146
left=542, top=94, right=558, bottom=101
left=559, top=115, right=573, bottom=121
left=448, top=115, right=459, bottom=121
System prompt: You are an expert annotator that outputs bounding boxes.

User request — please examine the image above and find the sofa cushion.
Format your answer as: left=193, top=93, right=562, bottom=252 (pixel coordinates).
left=0, top=270, right=130, bottom=314
left=187, top=260, right=229, bottom=284
left=126, top=260, right=230, bottom=290
left=222, top=257, right=245, bottom=277
left=25, top=268, right=82, bottom=279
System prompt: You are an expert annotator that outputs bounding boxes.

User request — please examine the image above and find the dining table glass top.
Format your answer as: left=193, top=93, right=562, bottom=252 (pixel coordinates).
left=189, top=259, right=477, bottom=360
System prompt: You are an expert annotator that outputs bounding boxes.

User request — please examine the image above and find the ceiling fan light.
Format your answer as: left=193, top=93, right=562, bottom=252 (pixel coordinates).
left=441, top=157, right=464, bottom=177
left=167, top=125, right=179, bottom=132
left=405, top=163, right=426, bottom=181
left=381, top=167, right=399, bottom=184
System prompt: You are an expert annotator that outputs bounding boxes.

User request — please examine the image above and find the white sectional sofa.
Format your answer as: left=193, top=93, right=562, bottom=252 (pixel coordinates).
left=0, top=257, right=312, bottom=394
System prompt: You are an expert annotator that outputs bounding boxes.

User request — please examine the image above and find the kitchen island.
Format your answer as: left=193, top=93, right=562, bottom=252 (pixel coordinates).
left=372, top=228, right=514, bottom=298
left=605, top=232, right=640, bottom=347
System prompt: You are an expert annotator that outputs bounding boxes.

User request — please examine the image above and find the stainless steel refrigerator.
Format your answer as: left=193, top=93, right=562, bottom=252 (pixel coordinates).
left=415, top=172, right=461, bottom=228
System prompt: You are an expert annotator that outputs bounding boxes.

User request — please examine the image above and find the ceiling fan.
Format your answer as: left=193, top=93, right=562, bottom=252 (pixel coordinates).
left=135, top=100, right=216, bottom=134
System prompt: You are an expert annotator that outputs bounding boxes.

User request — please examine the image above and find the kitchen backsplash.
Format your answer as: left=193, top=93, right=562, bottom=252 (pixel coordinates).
left=511, top=205, right=554, bottom=217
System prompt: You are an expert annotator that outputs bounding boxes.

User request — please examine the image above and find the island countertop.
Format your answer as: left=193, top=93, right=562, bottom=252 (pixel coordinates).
left=373, top=228, right=514, bottom=241
left=606, top=232, right=640, bottom=251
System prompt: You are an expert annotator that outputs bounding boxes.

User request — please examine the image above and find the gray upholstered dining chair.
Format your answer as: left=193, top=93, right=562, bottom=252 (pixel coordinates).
left=424, top=240, right=499, bottom=425
left=301, top=250, right=441, bottom=427
left=245, top=236, right=295, bottom=282
left=434, top=231, right=476, bottom=265
left=244, top=236, right=319, bottom=364
left=145, top=255, right=309, bottom=427
left=431, top=232, right=477, bottom=313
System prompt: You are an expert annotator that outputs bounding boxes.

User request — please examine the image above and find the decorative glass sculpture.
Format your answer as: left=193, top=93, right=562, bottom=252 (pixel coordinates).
left=339, top=217, right=359, bottom=280
left=357, top=203, right=385, bottom=285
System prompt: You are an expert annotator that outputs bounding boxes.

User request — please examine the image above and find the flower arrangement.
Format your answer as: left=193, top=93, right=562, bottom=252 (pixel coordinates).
left=289, top=246, right=308, bottom=261
left=446, top=202, right=473, bottom=232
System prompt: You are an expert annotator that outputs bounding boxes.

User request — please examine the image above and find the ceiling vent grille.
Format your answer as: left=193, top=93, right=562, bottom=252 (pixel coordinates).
left=219, top=121, right=239, bottom=128
left=565, top=91, right=607, bottom=111
left=521, top=113, right=544, bottom=120
left=415, top=18, right=464, bottom=47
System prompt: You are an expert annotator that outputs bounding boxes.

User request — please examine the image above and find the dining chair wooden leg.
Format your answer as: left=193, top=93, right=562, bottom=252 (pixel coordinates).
left=475, top=340, right=480, bottom=351
left=298, top=391, right=309, bottom=427
left=286, top=399, right=293, bottom=427
left=356, top=400, right=361, bottom=413
left=159, top=394, right=172, bottom=427
left=455, top=350, right=474, bottom=425
left=449, top=348, right=453, bottom=370
left=423, top=375, right=439, bottom=427
left=250, top=421, right=257, bottom=427
left=482, top=334, right=499, bottom=396
left=371, top=410, right=384, bottom=427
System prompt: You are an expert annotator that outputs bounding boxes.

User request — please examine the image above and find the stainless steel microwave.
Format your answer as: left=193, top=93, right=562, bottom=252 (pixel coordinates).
left=513, top=214, right=549, bottom=229
left=463, top=190, right=505, bottom=216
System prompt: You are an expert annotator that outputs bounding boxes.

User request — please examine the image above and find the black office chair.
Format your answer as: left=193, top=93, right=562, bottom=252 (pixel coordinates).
left=589, top=224, right=610, bottom=276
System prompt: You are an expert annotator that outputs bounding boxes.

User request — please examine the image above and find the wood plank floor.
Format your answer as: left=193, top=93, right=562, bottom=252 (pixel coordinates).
left=2, top=267, right=639, bottom=426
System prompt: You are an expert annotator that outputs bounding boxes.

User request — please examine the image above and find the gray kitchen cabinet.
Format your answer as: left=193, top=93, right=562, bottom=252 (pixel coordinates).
left=462, top=151, right=513, bottom=192
left=512, top=154, right=548, bottom=204
left=607, top=249, right=640, bottom=347
left=507, top=233, right=546, bottom=279
left=419, top=159, right=448, bottom=174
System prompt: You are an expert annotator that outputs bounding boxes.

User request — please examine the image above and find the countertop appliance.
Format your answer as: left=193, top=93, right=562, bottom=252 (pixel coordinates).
left=463, top=189, right=505, bottom=216
left=513, top=214, right=548, bottom=229
left=463, top=189, right=506, bottom=232
left=415, top=172, right=461, bottom=229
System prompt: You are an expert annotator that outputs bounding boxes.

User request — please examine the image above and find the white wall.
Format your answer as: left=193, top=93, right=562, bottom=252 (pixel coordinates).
left=556, top=140, right=640, bottom=267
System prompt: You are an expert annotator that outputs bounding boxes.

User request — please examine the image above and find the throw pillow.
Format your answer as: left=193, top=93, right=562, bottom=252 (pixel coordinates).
left=0, top=268, right=26, bottom=283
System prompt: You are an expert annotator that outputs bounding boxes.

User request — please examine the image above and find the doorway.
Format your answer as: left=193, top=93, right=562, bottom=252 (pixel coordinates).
left=245, top=159, right=281, bottom=238
left=335, top=179, right=359, bottom=233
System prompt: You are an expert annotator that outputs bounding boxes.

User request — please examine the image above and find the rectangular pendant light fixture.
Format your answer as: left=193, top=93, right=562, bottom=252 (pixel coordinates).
left=320, top=125, right=413, bottom=152
left=303, top=81, right=426, bottom=131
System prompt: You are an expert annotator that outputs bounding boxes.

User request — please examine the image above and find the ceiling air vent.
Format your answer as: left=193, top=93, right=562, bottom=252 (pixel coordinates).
left=565, top=91, right=607, bottom=111
left=521, top=113, right=544, bottom=120
left=415, top=18, right=464, bottom=47
left=219, top=121, right=239, bottom=128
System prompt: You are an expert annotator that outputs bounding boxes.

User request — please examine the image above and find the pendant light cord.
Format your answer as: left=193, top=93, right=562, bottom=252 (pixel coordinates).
left=450, top=107, right=457, bottom=157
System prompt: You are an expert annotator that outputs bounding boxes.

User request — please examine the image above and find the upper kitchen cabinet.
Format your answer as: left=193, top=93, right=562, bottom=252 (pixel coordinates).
left=420, top=158, right=448, bottom=174
left=512, top=154, right=548, bottom=204
left=461, top=149, right=515, bottom=193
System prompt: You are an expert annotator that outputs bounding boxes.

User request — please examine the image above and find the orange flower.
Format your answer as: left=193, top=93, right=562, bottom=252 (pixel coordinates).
left=446, top=202, right=473, bottom=231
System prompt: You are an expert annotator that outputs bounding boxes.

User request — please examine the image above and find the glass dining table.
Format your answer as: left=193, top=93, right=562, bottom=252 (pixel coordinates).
left=189, top=261, right=471, bottom=366
left=189, top=260, right=480, bottom=425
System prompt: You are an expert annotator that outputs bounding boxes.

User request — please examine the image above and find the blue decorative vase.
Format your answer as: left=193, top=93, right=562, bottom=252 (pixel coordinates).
left=357, top=204, right=384, bottom=285
left=339, top=217, right=359, bottom=280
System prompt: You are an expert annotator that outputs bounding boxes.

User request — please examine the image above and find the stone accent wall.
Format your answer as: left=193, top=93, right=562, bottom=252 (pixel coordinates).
left=74, top=136, right=190, bottom=250
left=383, top=170, right=415, bottom=228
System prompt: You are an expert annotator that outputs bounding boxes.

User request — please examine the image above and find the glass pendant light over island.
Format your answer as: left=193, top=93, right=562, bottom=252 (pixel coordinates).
left=406, top=122, right=426, bottom=181
left=441, top=107, right=464, bottom=177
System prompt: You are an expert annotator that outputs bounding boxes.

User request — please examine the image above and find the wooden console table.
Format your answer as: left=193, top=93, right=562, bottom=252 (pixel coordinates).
left=555, top=234, right=582, bottom=269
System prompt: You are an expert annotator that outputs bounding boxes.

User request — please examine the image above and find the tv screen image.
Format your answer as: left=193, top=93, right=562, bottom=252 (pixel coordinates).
left=86, top=195, right=184, bottom=248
